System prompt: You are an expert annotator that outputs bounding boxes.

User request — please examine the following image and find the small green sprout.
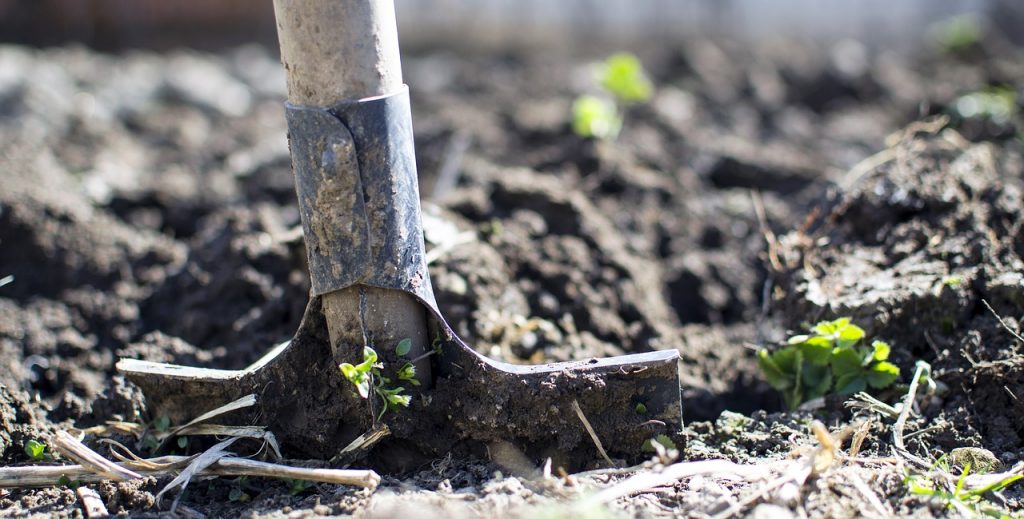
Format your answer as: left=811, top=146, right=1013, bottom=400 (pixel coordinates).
left=229, top=487, right=250, bottom=502
left=177, top=436, right=189, bottom=450
left=339, top=341, right=415, bottom=420
left=571, top=52, right=653, bottom=140
left=57, top=474, right=81, bottom=490
left=634, top=402, right=647, bottom=414
left=952, top=87, right=1017, bottom=125
left=287, top=478, right=314, bottom=495
left=153, top=415, right=171, bottom=433
left=641, top=434, right=677, bottom=453
left=906, top=459, right=1022, bottom=517
left=572, top=95, right=622, bottom=140
left=397, top=362, right=419, bottom=386
left=339, top=347, right=378, bottom=399
left=929, top=14, right=985, bottom=54
left=599, top=52, right=653, bottom=104
left=395, top=338, right=412, bottom=357
left=758, top=317, right=901, bottom=410
left=942, top=276, right=963, bottom=287
left=24, top=439, right=47, bottom=461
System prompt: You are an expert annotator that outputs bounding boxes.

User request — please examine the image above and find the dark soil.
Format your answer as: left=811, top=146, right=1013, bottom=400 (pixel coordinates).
left=0, top=31, right=1023, bottom=517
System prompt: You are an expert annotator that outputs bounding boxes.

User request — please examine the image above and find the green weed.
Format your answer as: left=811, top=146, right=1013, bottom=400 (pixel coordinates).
left=339, top=340, right=416, bottom=420
left=24, top=439, right=48, bottom=461
left=906, top=457, right=1022, bottom=518
left=572, top=52, right=652, bottom=140
left=758, top=317, right=901, bottom=409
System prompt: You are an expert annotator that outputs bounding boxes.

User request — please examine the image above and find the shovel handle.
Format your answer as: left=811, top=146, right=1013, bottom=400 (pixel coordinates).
left=272, top=0, right=431, bottom=390
left=273, top=0, right=403, bottom=104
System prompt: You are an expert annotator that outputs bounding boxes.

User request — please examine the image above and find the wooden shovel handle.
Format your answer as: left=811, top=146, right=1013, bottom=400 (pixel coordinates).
left=273, top=0, right=403, bottom=104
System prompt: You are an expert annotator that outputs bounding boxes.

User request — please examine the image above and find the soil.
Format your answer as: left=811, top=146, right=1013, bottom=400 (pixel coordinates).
left=1, top=30, right=1023, bottom=517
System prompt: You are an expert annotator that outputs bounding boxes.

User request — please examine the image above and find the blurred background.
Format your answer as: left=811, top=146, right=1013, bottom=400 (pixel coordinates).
left=0, top=0, right=1021, bottom=51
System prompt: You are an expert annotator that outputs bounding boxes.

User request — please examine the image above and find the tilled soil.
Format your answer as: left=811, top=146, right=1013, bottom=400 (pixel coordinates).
left=0, top=33, right=1023, bottom=517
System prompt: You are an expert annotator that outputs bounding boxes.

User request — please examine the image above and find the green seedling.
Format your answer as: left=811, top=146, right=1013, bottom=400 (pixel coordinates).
left=24, top=439, right=48, bottom=461
left=634, top=402, right=648, bottom=414
left=641, top=434, right=677, bottom=453
left=339, top=341, right=415, bottom=420
left=287, top=478, right=314, bottom=495
left=758, top=317, right=901, bottom=410
left=929, top=14, right=985, bottom=54
left=952, top=86, right=1018, bottom=125
left=600, top=52, right=653, bottom=104
left=57, top=474, right=81, bottom=490
left=906, top=459, right=1022, bottom=518
left=572, top=95, right=622, bottom=140
left=572, top=52, right=652, bottom=140
left=153, top=415, right=171, bottom=433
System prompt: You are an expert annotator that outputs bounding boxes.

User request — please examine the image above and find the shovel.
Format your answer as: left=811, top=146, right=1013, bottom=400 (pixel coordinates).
left=117, top=0, right=682, bottom=470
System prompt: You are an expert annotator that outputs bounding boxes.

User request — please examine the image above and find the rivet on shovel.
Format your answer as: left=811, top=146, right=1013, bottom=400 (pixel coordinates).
left=117, top=0, right=682, bottom=469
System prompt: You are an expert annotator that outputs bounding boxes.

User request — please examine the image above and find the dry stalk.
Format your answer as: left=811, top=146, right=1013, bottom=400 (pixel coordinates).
left=76, top=486, right=110, bottom=519
left=892, top=361, right=932, bottom=469
left=571, top=399, right=614, bottom=467
left=54, top=431, right=141, bottom=482
left=0, top=454, right=380, bottom=490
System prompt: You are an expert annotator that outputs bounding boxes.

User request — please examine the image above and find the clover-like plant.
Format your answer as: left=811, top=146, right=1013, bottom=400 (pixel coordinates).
left=339, top=340, right=416, bottom=420
left=572, top=52, right=653, bottom=140
left=758, top=317, right=900, bottom=410
left=24, top=439, right=48, bottom=461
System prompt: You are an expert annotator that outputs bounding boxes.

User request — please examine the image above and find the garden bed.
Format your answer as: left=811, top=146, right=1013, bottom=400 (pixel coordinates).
left=0, top=31, right=1022, bottom=516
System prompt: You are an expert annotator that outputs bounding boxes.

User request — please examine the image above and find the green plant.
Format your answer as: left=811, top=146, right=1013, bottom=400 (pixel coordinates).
left=57, top=474, right=81, bottom=490
left=758, top=317, right=901, bottom=410
left=24, top=439, right=48, bottom=461
left=572, top=52, right=652, bottom=140
left=952, top=86, right=1018, bottom=125
left=641, top=434, right=677, bottom=453
left=339, top=341, right=416, bottom=420
left=906, top=458, right=1022, bottom=518
left=930, top=14, right=984, bottom=54
left=572, top=95, right=622, bottom=140
left=600, top=53, right=653, bottom=103
left=287, top=478, right=314, bottom=495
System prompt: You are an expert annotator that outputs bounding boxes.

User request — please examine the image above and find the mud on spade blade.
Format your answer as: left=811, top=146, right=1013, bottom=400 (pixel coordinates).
left=117, top=88, right=683, bottom=469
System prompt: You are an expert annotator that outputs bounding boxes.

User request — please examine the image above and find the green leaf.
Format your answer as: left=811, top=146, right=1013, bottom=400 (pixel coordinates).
left=830, top=347, right=863, bottom=377
left=340, top=363, right=371, bottom=399
left=642, top=434, right=677, bottom=452
left=395, top=338, right=412, bottom=357
left=57, top=475, right=81, bottom=490
left=802, top=364, right=833, bottom=400
left=177, top=436, right=189, bottom=449
left=153, top=415, right=171, bottom=433
left=635, top=402, right=647, bottom=414
left=397, top=362, right=419, bottom=385
left=837, top=323, right=865, bottom=348
left=24, top=440, right=46, bottom=460
left=835, top=373, right=867, bottom=395
left=572, top=95, right=622, bottom=140
left=871, top=340, right=891, bottom=361
left=786, top=334, right=810, bottom=345
left=758, top=350, right=793, bottom=390
left=386, top=392, right=412, bottom=408
left=356, top=347, right=378, bottom=372
left=866, top=361, right=900, bottom=389
left=800, top=336, right=834, bottom=365
left=772, top=346, right=800, bottom=375
left=600, top=53, right=652, bottom=103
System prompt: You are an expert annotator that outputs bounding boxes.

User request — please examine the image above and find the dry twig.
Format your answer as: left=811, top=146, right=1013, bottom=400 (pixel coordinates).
left=571, top=399, right=614, bottom=467
left=54, top=431, right=141, bottom=482
left=76, top=486, right=110, bottom=519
